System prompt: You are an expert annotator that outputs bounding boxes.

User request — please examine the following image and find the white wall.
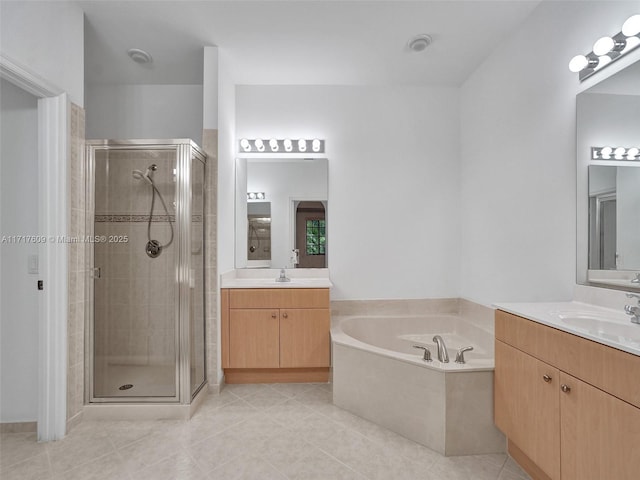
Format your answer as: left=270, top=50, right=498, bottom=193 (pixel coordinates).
left=85, top=84, right=203, bottom=144
left=235, top=85, right=460, bottom=300
left=460, top=1, right=640, bottom=305
left=0, top=1, right=84, bottom=106
left=0, top=79, right=39, bottom=422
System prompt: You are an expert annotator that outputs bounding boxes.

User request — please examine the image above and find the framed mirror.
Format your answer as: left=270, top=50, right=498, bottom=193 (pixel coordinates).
left=577, top=58, right=640, bottom=290
left=235, top=158, right=328, bottom=268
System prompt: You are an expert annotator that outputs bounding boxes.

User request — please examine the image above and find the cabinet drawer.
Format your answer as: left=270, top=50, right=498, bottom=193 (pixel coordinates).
left=229, top=288, right=329, bottom=309
left=496, top=310, right=640, bottom=409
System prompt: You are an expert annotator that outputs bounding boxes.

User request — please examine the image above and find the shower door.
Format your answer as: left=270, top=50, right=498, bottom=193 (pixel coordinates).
left=91, top=145, right=179, bottom=400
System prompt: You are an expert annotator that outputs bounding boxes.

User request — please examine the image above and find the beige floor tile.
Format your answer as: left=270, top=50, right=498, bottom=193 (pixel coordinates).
left=262, top=398, right=315, bottom=427
left=209, top=454, right=287, bottom=480
left=268, top=382, right=318, bottom=398
left=1, top=451, right=52, bottom=480
left=51, top=451, right=131, bottom=480
left=136, top=450, right=207, bottom=480
left=242, top=389, right=289, bottom=409
left=0, top=432, right=48, bottom=469
left=431, top=455, right=504, bottom=480
left=277, top=448, right=365, bottom=480
left=501, top=456, right=532, bottom=479
left=222, top=383, right=272, bottom=399
left=46, top=432, right=115, bottom=476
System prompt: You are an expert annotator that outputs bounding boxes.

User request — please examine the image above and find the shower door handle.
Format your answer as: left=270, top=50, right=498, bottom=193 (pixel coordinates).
left=91, top=267, right=102, bottom=279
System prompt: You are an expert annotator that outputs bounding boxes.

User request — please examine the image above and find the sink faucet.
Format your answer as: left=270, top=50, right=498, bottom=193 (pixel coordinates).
left=275, top=268, right=291, bottom=283
left=632, top=273, right=640, bottom=284
left=625, top=293, right=640, bottom=324
left=432, top=335, right=449, bottom=363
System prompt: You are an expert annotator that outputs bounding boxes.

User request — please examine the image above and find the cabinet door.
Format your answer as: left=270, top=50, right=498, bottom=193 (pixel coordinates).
left=560, top=372, right=640, bottom=480
left=229, top=309, right=279, bottom=368
left=279, top=309, right=330, bottom=368
left=495, top=341, right=560, bottom=480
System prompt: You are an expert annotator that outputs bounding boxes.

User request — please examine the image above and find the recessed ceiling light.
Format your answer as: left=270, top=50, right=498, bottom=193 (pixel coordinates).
left=127, top=48, right=153, bottom=65
left=407, top=34, right=432, bottom=53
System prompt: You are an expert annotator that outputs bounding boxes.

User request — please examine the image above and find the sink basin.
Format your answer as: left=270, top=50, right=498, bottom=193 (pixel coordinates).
left=553, top=311, right=640, bottom=345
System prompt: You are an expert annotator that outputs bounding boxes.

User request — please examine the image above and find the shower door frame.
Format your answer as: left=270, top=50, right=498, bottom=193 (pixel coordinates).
left=85, top=139, right=206, bottom=404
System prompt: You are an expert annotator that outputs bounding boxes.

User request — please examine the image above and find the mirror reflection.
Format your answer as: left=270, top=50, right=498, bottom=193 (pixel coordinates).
left=235, top=158, right=328, bottom=268
left=247, top=202, right=271, bottom=263
left=577, top=58, right=640, bottom=290
left=588, top=166, right=640, bottom=271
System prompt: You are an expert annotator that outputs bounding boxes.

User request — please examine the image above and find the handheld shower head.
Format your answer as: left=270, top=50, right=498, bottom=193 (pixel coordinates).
left=132, top=169, right=153, bottom=184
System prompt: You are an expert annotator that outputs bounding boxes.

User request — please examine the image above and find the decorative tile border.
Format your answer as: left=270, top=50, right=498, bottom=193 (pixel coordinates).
left=95, top=214, right=203, bottom=223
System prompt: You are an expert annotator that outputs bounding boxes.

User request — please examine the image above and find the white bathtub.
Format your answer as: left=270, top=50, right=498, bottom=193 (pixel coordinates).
left=331, top=314, right=505, bottom=456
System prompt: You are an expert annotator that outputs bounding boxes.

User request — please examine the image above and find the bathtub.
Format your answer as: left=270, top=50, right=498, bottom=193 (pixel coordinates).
left=331, top=314, right=505, bottom=456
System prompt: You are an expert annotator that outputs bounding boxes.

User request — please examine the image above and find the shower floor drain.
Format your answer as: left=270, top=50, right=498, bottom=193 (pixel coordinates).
left=118, top=384, right=134, bottom=391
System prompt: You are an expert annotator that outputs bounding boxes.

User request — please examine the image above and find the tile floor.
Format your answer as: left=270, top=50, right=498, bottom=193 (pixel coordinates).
left=1, top=383, right=531, bottom=480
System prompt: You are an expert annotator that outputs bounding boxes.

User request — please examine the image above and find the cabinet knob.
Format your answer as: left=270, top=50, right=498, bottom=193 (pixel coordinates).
left=282, top=312, right=288, bottom=318
left=543, top=375, right=552, bottom=383
left=271, top=312, right=277, bottom=319
left=561, top=384, right=571, bottom=393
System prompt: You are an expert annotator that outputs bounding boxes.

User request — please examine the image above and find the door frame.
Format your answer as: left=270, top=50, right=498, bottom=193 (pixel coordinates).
left=1, top=54, right=69, bottom=441
left=288, top=197, right=328, bottom=267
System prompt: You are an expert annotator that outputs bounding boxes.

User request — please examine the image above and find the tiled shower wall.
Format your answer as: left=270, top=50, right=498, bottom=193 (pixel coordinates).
left=67, top=103, right=86, bottom=430
left=202, top=129, right=218, bottom=390
left=93, top=151, right=177, bottom=373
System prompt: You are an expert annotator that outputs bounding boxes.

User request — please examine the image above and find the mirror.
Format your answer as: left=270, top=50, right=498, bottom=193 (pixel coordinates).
left=577, top=59, right=640, bottom=290
left=235, top=158, right=328, bottom=268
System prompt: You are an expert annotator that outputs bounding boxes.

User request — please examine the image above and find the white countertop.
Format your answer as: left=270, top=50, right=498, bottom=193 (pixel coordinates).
left=494, top=300, right=640, bottom=357
left=220, top=268, right=333, bottom=289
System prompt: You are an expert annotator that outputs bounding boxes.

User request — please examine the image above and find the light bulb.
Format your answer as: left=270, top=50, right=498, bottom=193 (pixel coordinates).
left=622, top=14, right=640, bottom=37
left=298, top=139, right=307, bottom=152
left=254, top=139, right=265, bottom=152
left=256, top=192, right=265, bottom=200
left=601, top=146, right=613, bottom=159
left=593, top=149, right=600, bottom=159
left=569, top=55, right=589, bottom=72
left=614, top=147, right=626, bottom=159
left=627, top=147, right=639, bottom=160
left=312, top=139, right=321, bottom=152
left=269, top=139, right=279, bottom=152
left=240, top=138, right=251, bottom=152
left=597, top=55, right=612, bottom=68
left=283, top=139, right=293, bottom=152
left=623, top=36, right=640, bottom=52
left=248, top=192, right=256, bottom=200
left=593, top=36, right=614, bottom=56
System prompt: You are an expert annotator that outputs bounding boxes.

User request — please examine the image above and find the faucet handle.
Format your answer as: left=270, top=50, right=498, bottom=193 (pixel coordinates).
left=413, top=345, right=432, bottom=362
left=626, top=293, right=640, bottom=304
left=455, top=346, right=474, bottom=364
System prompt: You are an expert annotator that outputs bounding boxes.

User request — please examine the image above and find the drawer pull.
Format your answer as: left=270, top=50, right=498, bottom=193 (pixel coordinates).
left=543, top=375, right=552, bottom=383
left=561, top=384, right=571, bottom=393
left=271, top=312, right=277, bottom=319
left=282, top=312, right=288, bottom=318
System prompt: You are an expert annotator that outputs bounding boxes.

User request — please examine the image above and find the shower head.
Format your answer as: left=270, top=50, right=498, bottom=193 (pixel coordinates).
left=132, top=169, right=153, bottom=184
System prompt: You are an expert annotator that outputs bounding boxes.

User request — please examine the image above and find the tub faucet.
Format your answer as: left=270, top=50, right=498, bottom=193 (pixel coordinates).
left=455, top=346, right=474, bottom=364
left=632, top=273, right=640, bottom=284
left=625, top=293, right=640, bottom=324
left=432, top=335, right=449, bottom=363
left=413, top=345, right=432, bottom=362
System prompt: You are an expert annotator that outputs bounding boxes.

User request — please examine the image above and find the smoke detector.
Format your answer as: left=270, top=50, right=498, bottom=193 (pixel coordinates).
left=127, top=48, right=153, bottom=64
left=407, top=34, right=432, bottom=53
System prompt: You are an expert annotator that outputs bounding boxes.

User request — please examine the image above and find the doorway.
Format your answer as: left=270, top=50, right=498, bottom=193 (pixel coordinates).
left=294, top=201, right=326, bottom=268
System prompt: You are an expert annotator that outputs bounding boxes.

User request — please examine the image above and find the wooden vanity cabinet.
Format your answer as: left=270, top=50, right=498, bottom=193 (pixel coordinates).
left=495, top=310, right=640, bottom=480
left=221, top=288, right=330, bottom=383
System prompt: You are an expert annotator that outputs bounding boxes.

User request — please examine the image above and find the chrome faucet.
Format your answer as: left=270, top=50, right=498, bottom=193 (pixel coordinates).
left=413, top=345, right=432, bottom=362
left=275, top=268, right=291, bottom=283
left=455, top=346, right=474, bottom=364
left=625, top=293, right=640, bottom=324
left=432, top=335, right=449, bottom=363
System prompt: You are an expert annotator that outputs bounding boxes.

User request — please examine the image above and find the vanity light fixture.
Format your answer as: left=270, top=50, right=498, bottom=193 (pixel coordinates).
left=237, top=138, right=325, bottom=154
left=247, top=192, right=266, bottom=200
left=592, top=146, right=640, bottom=161
left=569, top=13, right=640, bottom=81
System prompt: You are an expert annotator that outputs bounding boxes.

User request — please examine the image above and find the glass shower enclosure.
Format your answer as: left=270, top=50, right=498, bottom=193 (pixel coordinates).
left=85, top=139, right=206, bottom=403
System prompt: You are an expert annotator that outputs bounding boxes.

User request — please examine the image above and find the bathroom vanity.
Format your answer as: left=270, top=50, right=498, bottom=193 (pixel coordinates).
left=220, top=270, right=332, bottom=384
left=493, top=305, right=640, bottom=480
